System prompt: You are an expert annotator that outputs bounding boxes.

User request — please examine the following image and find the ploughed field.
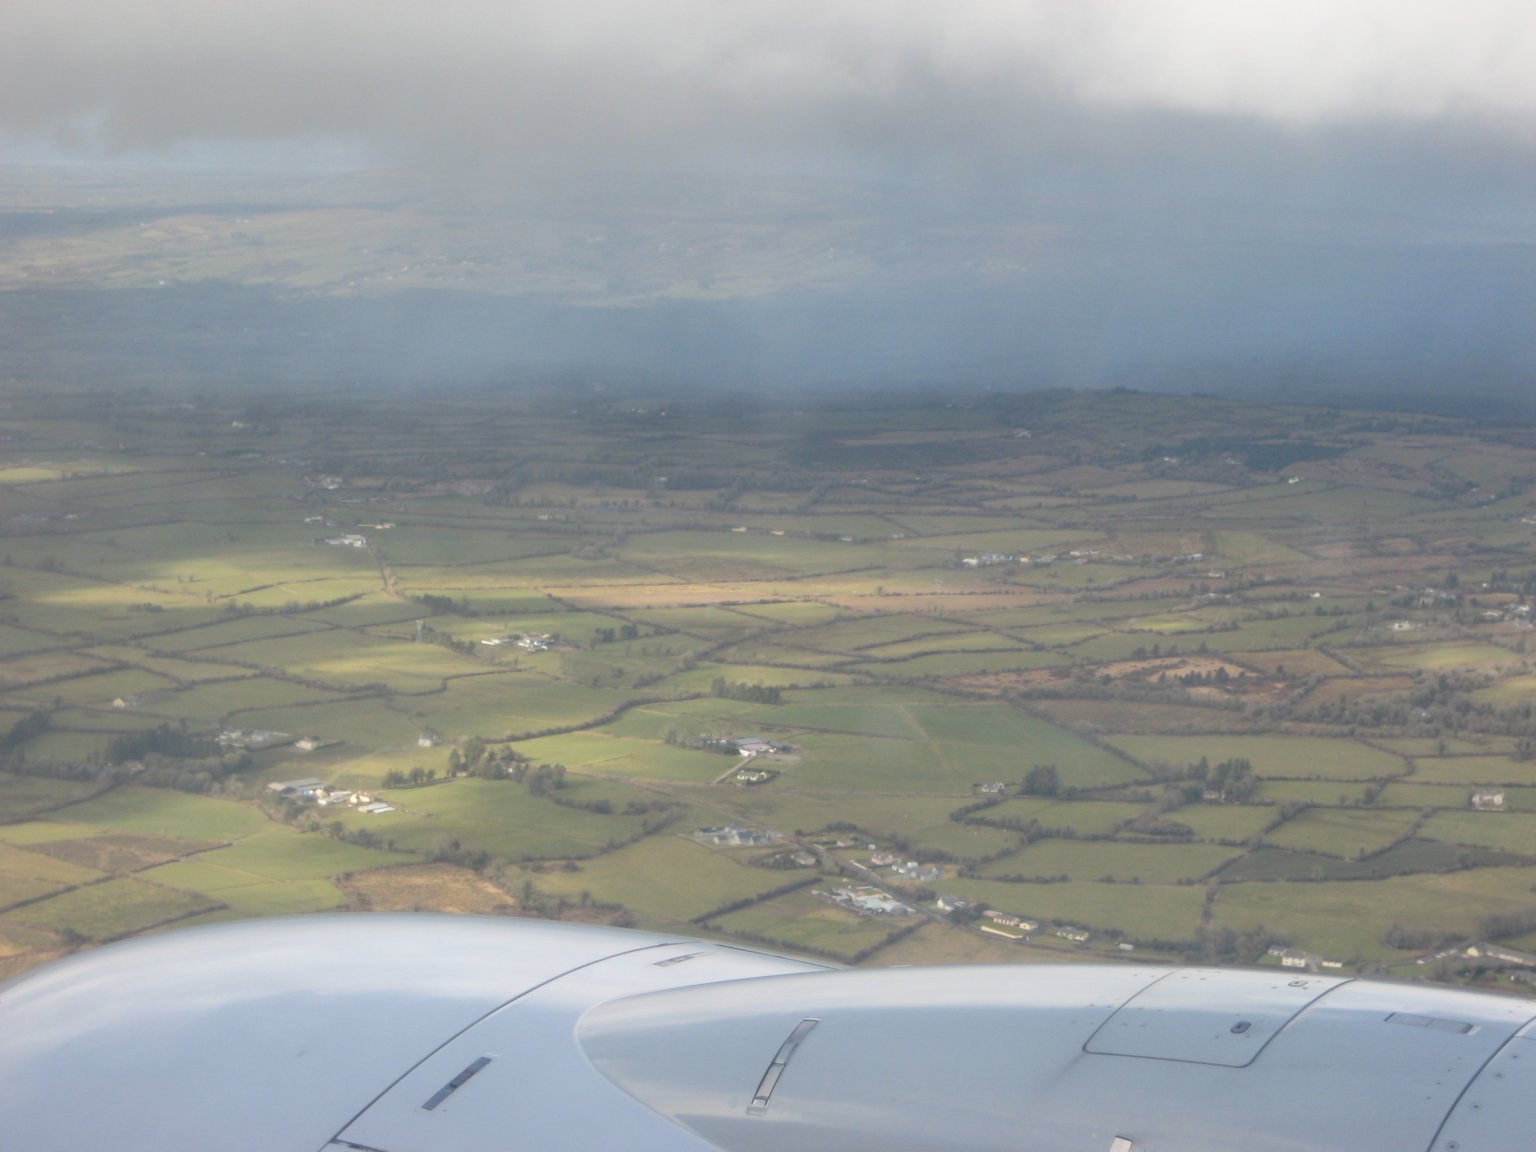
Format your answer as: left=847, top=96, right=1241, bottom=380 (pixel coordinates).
left=1, top=385, right=1534, bottom=986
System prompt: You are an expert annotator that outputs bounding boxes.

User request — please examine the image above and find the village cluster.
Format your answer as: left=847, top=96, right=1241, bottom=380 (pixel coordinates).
left=266, top=776, right=395, bottom=815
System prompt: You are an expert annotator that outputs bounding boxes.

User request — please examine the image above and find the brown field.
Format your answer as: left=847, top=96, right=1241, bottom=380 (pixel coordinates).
left=29, top=833, right=224, bottom=874
left=338, top=862, right=521, bottom=915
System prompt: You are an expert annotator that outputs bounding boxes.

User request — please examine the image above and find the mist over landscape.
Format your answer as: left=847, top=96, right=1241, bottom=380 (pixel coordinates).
left=2, top=2, right=1536, bottom=994
left=0, top=1, right=1532, bottom=402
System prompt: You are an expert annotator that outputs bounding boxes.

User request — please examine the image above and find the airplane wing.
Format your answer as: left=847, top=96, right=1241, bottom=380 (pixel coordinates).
left=0, top=915, right=1531, bottom=1151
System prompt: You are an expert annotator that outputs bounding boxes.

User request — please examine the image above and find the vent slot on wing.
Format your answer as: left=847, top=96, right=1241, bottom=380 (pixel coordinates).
left=421, top=1055, right=492, bottom=1111
left=748, top=1019, right=819, bottom=1114
left=1385, top=1011, right=1474, bottom=1034
left=654, top=952, right=708, bottom=968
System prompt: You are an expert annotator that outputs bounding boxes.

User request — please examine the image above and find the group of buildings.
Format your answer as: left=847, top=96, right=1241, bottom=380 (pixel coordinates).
left=480, top=633, right=553, bottom=652
left=266, top=777, right=393, bottom=815
left=695, top=824, right=779, bottom=848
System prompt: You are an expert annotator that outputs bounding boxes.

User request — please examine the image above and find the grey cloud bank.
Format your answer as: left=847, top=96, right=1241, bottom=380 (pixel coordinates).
left=0, top=1, right=1532, bottom=400
left=3, top=1, right=1531, bottom=159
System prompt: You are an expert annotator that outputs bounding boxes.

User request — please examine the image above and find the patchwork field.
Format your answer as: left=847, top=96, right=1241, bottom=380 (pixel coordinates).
left=1, top=385, right=1533, bottom=988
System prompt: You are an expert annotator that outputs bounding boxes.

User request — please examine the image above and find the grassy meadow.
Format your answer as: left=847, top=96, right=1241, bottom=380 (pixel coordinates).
left=1, top=385, right=1534, bottom=987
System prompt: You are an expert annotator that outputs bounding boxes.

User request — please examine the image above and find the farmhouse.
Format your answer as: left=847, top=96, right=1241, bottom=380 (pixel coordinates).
left=892, top=860, right=943, bottom=883
left=1471, top=791, right=1506, bottom=811
left=733, top=768, right=774, bottom=785
left=1461, top=943, right=1536, bottom=969
left=982, top=911, right=1038, bottom=932
left=833, top=887, right=912, bottom=917
left=266, top=777, right=326, bottom=799
left=705, top=825, right=774, bottom=848
left=727, top=736, right=786, bottom=755
left=1055, top=926, right=1090, bottom=943
left=221, top=728, right=292, bottom=751
left=975, top=781, right=1007, bottom=796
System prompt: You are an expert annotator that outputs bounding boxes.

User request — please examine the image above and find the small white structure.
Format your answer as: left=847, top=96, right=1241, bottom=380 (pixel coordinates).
left=892, top=860, right=943, bottom=883
left=267, top=777, right=326, bottom=799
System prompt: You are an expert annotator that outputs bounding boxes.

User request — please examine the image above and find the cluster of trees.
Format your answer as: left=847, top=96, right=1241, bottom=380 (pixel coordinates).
left=134, top=752, right=252, bottom=794
left=382, top=766, right=438, bottom=788
left=710, top=678, right=783, bottom=705
left=1020, top=764, right=1059, bottom=796
left=413, top=593, right=475, bottom=616
left=447, top=737, right=525, bottom=778
left=526, top=763, right=568, bottom=795
left=415, top=622, right=478, bottom=656
left=0, top=709, right=49, bottom=756
left=105, top=723, right=217, bottom=764
left=1174, top=666, right=1237, bottom=686
left=1187, top=757, right=1259, bottom=803
left=593, top=623, right=639, bottom=644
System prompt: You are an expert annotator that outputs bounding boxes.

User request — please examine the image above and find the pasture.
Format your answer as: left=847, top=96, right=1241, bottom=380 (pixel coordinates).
left=708, top=889, right=898, bottom=960
left=1105, top=735, right=1405, bottom=781
left=1409, top=756, right=1536, bottom=786
left=1418, top=811, right=1536, bottom=855
left=1, top=384, right=1533, bottom=980
left=979, top=839, right=1244, bottom=884
left=1262, top=808, right=1419, bottom=859
left=7, top=877, right=219, bottom=941
left=531, top=834, right=800, bottom=923
left=1209, top=868, right=1536, bottom=961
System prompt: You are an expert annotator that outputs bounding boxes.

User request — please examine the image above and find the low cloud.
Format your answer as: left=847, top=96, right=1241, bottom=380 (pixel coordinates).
left=1, top=0, right=1531, bottom=165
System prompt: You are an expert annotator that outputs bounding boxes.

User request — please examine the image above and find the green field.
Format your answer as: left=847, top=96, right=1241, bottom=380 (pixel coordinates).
left=335, top=777, right=652, bottom=860
left=1209, top=868, right=1536, bottom=961
left=7, top=877, right=219, bottom=941
left=933, top=878, right=1207, bottom=941
left=1105, top=735, right=1405, bottom=780
left=708, top=889, right=900, bottom=960
left=1263, top=808, right=1419, bottom=858
left=0, top=775, right=106, bottom=822
left=980, top=839, right=1243, bottom=883
left=49, top=788, right=272, bottom=840
left=1409, top=757, right=1536, bottom=786
left=531, top=835, right=803, bottom=922
left=1168, top=805, right=1277, bottom=842
left=1367, top=643, right=1521, bottom=673
left=1418, top=811, right=1536, bottom=855
left=1, top=384, right=1533, bottom=982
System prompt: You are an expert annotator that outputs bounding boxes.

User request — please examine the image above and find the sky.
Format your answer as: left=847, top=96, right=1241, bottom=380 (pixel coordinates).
left=3, top=1, right=1532, bottom=163
left=1, top=1, right=1533, bottom=395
